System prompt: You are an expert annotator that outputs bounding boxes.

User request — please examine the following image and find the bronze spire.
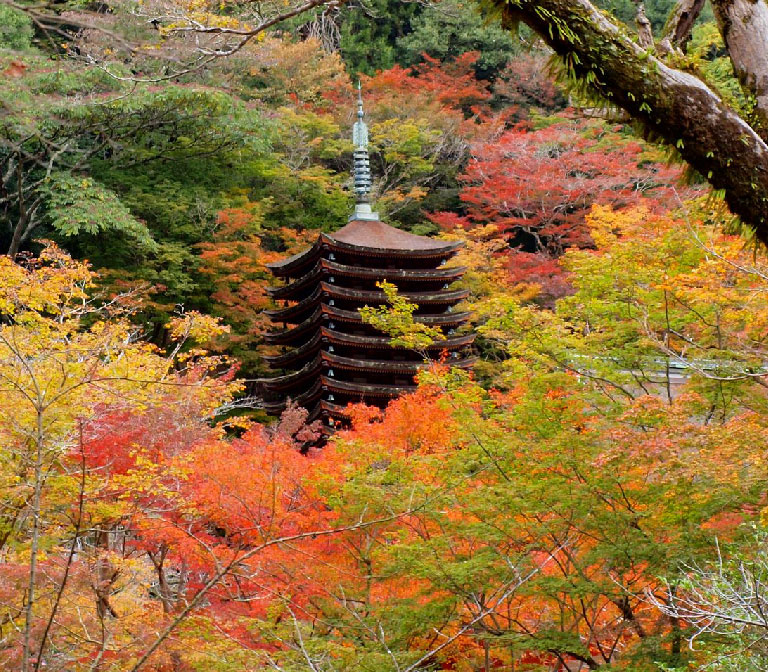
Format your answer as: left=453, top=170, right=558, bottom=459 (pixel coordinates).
left=351, top=81, right=379, bottom=221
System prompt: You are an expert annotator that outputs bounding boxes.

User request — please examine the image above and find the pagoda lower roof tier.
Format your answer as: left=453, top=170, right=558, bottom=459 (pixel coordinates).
left=267, top=259, right=467, bottom=300
left=263, top=329, right=475, bottom=368
left=318, top=400, right=352, bottom=420
left=261, top=379, right=322, bottom=413
left=262, top=352, right=478, bottom=396
left=260, top=353, right=423, bottom=396
left=266, top=221, right=462, bottom=278
left=321, top=376, right=415, bottom=398
left=265, top=283, right=470, bottom=323
left=264, top=305, right=471, bottom=345
left=261, top=377, right=417, bottom=416
left=259, top=357, right=322, bottom=393
left=317, top=328, right=475, bottom=351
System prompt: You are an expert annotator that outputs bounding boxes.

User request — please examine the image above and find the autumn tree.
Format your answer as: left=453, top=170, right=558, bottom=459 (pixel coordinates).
left=0, top=246, right=432, bottom=671
left=0, top=244, right=243, bottom=670
left=261, top=204, right=768, bottom=670
left=431, top=117, right=697, bottom=302
left=478, top=0, right=768, bottom=243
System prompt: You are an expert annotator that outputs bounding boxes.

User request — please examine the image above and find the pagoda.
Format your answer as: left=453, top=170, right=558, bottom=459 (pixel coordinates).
left=261, top=85, right=475, bottom=430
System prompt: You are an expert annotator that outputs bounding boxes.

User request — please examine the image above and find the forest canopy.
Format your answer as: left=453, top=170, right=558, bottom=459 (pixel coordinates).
left=2, top=0, right=768, bottom=670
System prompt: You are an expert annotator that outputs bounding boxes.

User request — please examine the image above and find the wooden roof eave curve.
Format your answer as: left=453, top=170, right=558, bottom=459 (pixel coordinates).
left=267, top=260, right=467, bottom=301
left=264, top=285, right=323, bottom=322
left=265, top=229, right=462, bottom=279
left=319, top=400, right=352, bottom=419
left=264, top=308, right=323, bottom=345
left=323, top=352, right=478, bottom=375
left=261, top=378, right=323, bottom=412
left=321, top=259, right=467, bottom=281
left=263, top=331, right=323, bottom=367
left=320, top=327, right=475, bottom=351
left=321, top=304, right=472, bottom=327
left=321, top=376, right=416, bottom=398
left=265, top=238, right=323, bottom=278
left=259, top=356, right=322, bottom=393
left=319, top=282, right=470, bottom=306
left=322, top=351, right=424, bottom=374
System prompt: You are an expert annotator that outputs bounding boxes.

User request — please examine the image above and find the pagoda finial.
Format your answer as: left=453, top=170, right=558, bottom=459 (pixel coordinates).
left=350, top=81, right=379, bottom=221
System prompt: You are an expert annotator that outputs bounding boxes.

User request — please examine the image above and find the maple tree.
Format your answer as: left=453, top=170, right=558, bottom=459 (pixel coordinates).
left=259, top=204, right=768, bottom=670
left=0, top=244, right=244, bottom=671
left=431, top=117, right=700, bottom=302
left=6, top=4, right=768, bottom=671
left=481, top=0, right=768, bottom=242
left=0, top=245, right=436, bottom=671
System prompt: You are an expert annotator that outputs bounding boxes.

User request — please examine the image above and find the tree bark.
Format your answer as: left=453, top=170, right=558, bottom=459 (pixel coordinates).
left=488, top=0, right=768, bottom=244
left=635, top=4, right=654, bottom=50
left=659, top=0, right=707, bottom=53
left=711, top=0, right=768, bottom=135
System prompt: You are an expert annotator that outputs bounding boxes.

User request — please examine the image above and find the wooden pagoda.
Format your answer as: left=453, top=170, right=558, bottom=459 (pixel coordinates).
left=261, top=85, right=475, bottom=429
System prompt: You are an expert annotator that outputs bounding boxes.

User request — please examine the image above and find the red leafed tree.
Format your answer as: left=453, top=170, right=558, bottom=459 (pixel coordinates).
left=430, top=118, right=699, bottom=301
left=197, top=208, right=318, bottom=373
left=493, top=49, right=568, bottom=116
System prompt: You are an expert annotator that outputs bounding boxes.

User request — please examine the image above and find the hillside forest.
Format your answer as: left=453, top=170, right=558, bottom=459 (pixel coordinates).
left=2, top=0, right=768, bottom=670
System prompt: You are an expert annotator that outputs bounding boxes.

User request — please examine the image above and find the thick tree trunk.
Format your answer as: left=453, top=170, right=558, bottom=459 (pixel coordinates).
left=488, top=0, right=768, bottom=244
left=711, top=0, right=768, bottom=135
left=659, top=0, right=707, bottom=53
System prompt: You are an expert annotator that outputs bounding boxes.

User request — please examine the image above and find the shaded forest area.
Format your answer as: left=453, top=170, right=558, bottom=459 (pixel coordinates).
left=3, top=0, right=768, bottom=670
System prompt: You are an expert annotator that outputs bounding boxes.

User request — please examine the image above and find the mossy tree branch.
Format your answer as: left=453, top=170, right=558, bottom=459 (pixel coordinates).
left=484, top=0, right=768, bottom=243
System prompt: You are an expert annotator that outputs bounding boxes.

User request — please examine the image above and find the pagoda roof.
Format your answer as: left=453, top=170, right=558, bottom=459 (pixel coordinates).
left=318, top=327, right=475, bottom=351
left=260, top=357, right=321, bottom=393
left=323, top=259, right=465, bottom=281
left=268, top=259, right=466, bottom=299
left=265, top=303, right=470, bottom=345
left=264, top=283, right=470, bottom=323
left=318, top=283, right=469, bottom=305
left=322, top=352, right=423, bottom=374
left=263, top=331, right=324, bottom=367
left=321, top=351, right=477, bottom=374
left=261, top=379, right=322, bottom=413
left=319, top=400, right=352, bottom=419
left=321, top=304, right=471, bottom=327
left=264, top=285, right=325, bottom=323
left=263, top=328, right=474, bottom=369
left=262, top=350, right=474, bottom=392
left=330, top=219, right=460, bottom=253
left=321, top=376, right=416, bottom=398
left=264, top=308, right=323, bottom=345
left=267, top=220, right=462, bottom=277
